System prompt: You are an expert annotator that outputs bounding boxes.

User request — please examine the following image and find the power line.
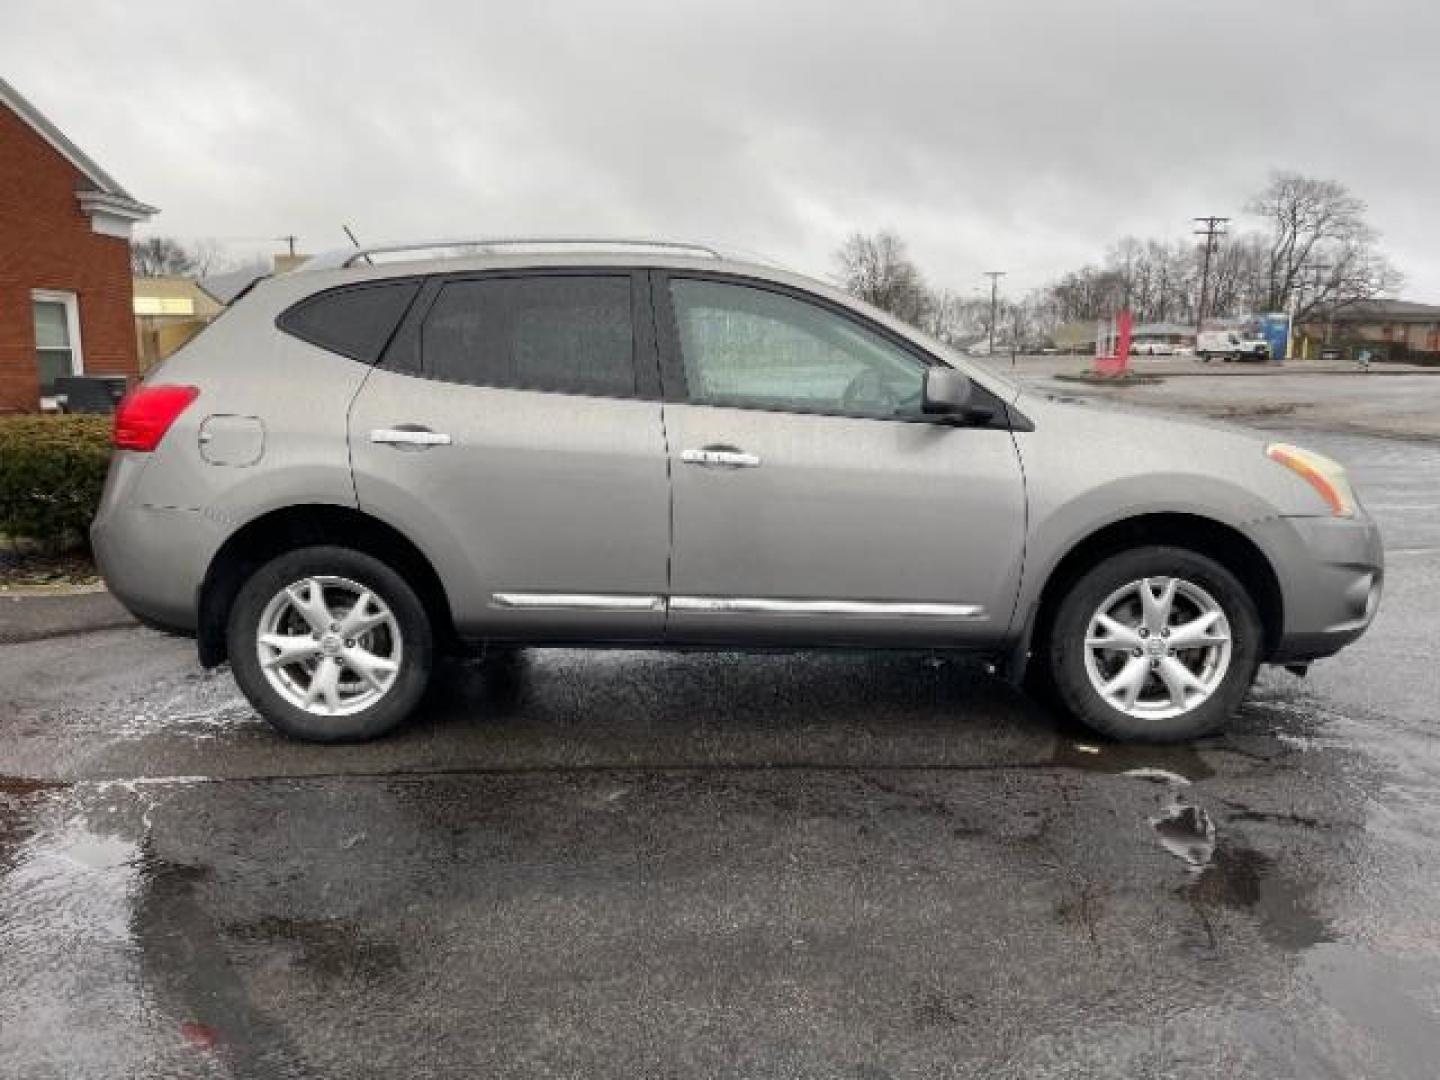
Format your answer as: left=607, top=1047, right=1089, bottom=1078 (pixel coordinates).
left=1193, top=216, right=1229, bottom=336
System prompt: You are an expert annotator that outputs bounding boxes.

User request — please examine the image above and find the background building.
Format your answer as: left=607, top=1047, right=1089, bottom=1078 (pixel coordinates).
left=0, top=77, right=155, bottom=411
left=1051, top=319, right=1196, bottom=354
left=1298, top=299, right=1440, bottom=363
left=132, top=276, right=225, bottom=369
left=132, top=252, right=309, bottom=368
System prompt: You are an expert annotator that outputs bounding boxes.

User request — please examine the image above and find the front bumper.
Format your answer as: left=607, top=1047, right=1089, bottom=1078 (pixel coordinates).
left=1250, top=513, right=1384, bottom=663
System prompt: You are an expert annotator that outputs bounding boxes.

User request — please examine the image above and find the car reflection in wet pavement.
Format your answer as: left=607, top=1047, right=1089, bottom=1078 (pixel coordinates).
left=1, top=429, right=1439, bottom=1079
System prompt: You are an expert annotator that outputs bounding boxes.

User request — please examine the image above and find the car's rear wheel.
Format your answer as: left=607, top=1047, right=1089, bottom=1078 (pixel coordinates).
left=1046, top=546, right=1261, bottom=742
left=228, top=546, right=433, bottom=742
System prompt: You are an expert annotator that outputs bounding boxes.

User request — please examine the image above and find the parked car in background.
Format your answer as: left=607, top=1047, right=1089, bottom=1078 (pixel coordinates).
left=1130, top=341, right=1177, bottom=356
left=1197, top=329, right=1270, bottom=362
left=93, top=238, right=1381, bottom=746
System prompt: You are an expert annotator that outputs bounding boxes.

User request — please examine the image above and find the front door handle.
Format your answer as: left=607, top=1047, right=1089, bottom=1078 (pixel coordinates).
left=370, top=427, right=453, bottom=448
left=681, top=447, right=761, bottom=469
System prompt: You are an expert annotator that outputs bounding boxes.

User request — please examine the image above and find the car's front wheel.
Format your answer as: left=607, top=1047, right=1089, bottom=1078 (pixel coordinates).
left=228, top=546, right=434, bottom=742
left=1046, top=546, right=1261, bottom=742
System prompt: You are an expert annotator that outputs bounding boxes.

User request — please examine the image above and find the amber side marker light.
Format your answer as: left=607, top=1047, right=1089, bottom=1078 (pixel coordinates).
left=113, top=385, right=199, bottom=452
left=1265, top=442, right=1357, bottom=517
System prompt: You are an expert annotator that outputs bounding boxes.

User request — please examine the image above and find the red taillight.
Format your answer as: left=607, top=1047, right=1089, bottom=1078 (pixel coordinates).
left=113, top=384, right=199, bottom=452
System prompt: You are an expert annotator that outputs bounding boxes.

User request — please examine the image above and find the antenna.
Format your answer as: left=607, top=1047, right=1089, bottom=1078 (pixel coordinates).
left=342, top=225, right=374, bottom=266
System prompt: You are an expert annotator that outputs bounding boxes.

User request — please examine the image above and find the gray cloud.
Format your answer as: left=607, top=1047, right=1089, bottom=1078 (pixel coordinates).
left=6, top=0, right=1438, bottom=298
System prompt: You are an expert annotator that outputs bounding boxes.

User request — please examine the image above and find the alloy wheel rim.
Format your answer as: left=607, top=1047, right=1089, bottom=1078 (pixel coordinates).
left=256, top=575, right=403, bottom=717
left=1082, top=576, right=1232, bottom=721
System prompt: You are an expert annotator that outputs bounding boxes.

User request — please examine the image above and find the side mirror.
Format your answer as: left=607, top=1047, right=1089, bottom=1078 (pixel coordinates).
left=923, top=367, right=993, bottom=423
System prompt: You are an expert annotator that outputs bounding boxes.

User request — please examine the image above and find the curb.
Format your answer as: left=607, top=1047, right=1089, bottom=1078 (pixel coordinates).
left=1124, top=368, right=1440, bottom=378
left=987, top=359, right=1440, bottom=379
left=0, top=590, right=137, bottom=646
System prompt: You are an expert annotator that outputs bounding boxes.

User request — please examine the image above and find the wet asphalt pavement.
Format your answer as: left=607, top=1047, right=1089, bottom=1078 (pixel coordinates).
left=2, top=428, right=1439, bottom=1078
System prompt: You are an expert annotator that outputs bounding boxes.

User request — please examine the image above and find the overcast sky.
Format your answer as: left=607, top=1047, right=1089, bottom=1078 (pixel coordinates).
left=7, top=0, right=1439, bottom=298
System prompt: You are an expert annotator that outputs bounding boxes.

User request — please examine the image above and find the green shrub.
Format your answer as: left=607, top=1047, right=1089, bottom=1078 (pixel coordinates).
left=0, top=415, right=113, bottom=551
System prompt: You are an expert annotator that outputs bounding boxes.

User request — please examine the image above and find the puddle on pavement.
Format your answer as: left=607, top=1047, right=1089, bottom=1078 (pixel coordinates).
left=1190, top=844, right=1334, bottom=952
left=115, top=676, right=257, bottom=741
left=0, top=794, right=148, bottom=955
left=0, top=781, right=300, bottom=1073
left=1151, top=802, right=1216, bottom=870
left=0, top=794, right=164, bottom=1075
left=224, top=914, right=403, bottom=982
left=37, top=664, right=263, bottom=743
left=1145, top=796, right=1334, bottom=952
left=1049, top=738, right=1217, bottom=782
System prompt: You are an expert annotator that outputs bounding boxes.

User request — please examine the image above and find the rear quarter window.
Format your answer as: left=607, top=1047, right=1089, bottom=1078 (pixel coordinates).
left=277, top=279, right=421, bottom=362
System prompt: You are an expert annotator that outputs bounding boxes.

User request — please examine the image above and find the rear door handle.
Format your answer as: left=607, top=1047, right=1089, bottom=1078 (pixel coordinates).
left=370, top=427, right=453, bottom=448
left=681, top=447, right=761, bottom=469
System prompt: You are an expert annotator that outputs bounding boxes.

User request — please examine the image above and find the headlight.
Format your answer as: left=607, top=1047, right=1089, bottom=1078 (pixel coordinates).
left=1266, top=443, right=1358, bottom=517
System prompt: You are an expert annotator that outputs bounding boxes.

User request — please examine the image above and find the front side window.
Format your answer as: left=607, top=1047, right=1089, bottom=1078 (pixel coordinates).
left=422, top=276, right=635, bottom=397
left=669, top=279, right=926, bottom=419
left=32, top=291, right=82, bottom=396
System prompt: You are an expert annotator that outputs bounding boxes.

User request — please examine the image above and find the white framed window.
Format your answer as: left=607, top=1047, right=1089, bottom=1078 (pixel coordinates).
left=32, top=289, right=84, bottom=399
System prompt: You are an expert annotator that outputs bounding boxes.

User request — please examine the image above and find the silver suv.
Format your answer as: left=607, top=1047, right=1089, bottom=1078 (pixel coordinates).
left=92, top=238, right=1382, bottom=744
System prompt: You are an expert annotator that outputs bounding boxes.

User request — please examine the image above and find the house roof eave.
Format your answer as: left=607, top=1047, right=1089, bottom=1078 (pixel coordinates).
left=76, top=189, right=159, bottom=221
left=0, top=75, right=154, bottom=217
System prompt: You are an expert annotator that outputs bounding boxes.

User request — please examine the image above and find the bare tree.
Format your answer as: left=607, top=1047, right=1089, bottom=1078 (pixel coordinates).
left=1020, top=289, right=1063, bottom=342
left=1024, top=170, right=1401, bottom=341
left=919, top=288, right=971, bottom=345
left=130, top=236, right=250, bottom=277
left=187, top=238, right=231, bottom=277
left=834, top=231, right=932, bottom=327
left=1206, top=233, right=1269, bottom=319
left=1248, top=171, right=1401, bottom=319
left=130, top=236, right=200, bottom=276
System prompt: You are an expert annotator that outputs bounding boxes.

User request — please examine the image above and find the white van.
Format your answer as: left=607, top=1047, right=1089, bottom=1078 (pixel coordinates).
left=1196, top=330, right=1270, bottom=362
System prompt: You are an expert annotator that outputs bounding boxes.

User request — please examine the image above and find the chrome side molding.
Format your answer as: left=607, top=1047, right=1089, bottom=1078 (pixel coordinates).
left=489, top=593, right=986, bottom=619
left=670, top=597, right=986, bottom=618
left=491, top=592, right=665, bottom=612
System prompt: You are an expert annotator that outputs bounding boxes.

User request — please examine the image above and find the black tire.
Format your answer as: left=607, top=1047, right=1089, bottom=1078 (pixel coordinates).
left=228, top=546, right=434, bottom=743
left=1045, top=546, right=1261, bottom=743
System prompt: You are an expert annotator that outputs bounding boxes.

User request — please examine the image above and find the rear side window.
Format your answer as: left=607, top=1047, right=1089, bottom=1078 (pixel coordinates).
left=421, top=276, right=636, bottom=397
left=278, top=280, right=420, bottom=362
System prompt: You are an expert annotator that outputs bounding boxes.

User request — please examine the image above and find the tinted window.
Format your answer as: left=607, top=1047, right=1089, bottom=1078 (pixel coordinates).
left=670, top=279, right=925, bottom=419
left=422, top=276, right=635, bottom=397
left=279, top=280, right=420, bottom=361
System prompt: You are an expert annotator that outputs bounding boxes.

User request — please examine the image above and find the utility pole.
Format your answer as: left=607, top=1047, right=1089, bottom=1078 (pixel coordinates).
left=276, top=234, right=298, bottom=258
left=984, top=271, right=1006, bottom=358
left=1193, top=216, right=1228, bottom=338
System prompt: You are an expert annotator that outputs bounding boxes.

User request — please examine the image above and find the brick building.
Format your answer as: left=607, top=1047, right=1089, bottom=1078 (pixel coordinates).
left=1298, top=299, right=1440, bottom=363
left=0, top=77, right=155, bottom=412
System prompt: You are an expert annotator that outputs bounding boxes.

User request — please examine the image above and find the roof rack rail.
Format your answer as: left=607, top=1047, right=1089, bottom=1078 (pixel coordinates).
left=297, top=236, right=762, bottom=273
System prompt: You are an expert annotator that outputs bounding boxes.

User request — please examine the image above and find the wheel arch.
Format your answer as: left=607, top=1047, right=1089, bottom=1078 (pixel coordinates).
left=197, top=504, right=458, bottom=667
left=1015, top=512, right=1285, bottom=681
